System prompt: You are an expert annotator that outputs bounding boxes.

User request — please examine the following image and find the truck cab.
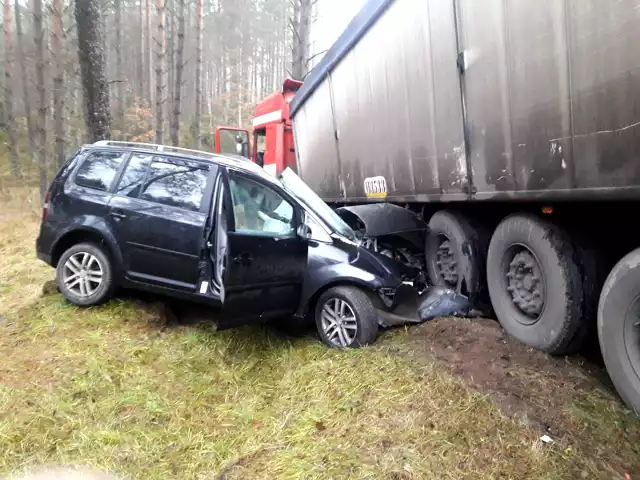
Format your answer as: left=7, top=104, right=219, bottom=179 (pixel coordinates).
left=215, top=78, right=302, bottom=177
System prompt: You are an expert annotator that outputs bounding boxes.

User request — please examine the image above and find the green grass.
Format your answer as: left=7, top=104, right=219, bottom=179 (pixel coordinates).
left=0, top=187, right=637, bottom=479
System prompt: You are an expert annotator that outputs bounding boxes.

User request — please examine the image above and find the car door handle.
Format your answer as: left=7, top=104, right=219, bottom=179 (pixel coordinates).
left=109, top=211, right=128, bottom=220
left=233, top=253, right=253, bottom=265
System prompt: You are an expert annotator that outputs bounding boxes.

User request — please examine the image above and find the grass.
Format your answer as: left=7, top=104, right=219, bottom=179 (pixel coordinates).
left=0, top=186, right=638, bottom=479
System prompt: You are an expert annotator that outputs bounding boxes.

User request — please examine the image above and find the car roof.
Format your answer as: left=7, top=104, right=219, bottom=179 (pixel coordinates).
left=88, top=140, right=278, bottom=185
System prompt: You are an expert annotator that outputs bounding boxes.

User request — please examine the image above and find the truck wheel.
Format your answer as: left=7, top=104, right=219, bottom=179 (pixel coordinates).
left=425, top=211, right=489, bottom=302
left=56, top=242, right=115, bottom=307
left=315, top=286, right=379, bottom=348
left=598, top=249, right=640, bottom=413
left=487, top=214, right=584, bottom=354
left=564, top=242, right=604, bottom=353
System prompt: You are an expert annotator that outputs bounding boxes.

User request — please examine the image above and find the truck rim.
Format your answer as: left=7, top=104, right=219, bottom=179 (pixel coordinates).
left=435, top=234, right=459, bottom=288
left=624, top=296, right=640, bottom=381
left=502, top=244, right=546, bottom=324
left=320, top=297, right=357, bottom=347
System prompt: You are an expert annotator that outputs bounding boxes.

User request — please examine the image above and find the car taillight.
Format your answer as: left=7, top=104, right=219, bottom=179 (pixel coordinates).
left=42, top=191, right=50, bottom=222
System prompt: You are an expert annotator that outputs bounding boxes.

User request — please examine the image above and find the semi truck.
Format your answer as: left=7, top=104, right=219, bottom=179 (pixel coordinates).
left=216, top=0, right=640, bottom=413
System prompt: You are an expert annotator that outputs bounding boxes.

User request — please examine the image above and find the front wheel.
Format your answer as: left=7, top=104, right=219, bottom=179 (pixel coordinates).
left=598, top=248, right=640, bottom=413
left=56, top=242, right=115, bottom=307
left=315, top=286, right=379, bottom=348
left=425, top=210, right=489, bottom=303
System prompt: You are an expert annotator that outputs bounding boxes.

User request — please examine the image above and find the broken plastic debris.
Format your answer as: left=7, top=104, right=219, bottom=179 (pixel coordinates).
left=540, top=435, right=553, bottom=444
left=418, top=285, right=471, bottom=322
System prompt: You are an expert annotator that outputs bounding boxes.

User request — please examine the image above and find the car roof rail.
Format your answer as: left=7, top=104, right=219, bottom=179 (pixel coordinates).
left=92, top=140, right=219, bottom=160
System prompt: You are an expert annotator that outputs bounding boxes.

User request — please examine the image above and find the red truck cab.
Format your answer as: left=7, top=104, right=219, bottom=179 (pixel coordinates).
left=215, top=78, right=302, bottom=177
left=251, top=78, right=302, bottom=176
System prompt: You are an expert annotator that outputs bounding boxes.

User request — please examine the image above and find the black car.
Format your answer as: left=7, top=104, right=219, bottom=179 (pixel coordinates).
left=36, top=141, right=418, bottom=348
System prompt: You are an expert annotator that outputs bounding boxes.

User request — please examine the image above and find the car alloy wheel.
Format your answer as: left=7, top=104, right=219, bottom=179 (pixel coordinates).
left=62, top=252, right=104, bottom=298
left=320, top=297, right=358, bottom=347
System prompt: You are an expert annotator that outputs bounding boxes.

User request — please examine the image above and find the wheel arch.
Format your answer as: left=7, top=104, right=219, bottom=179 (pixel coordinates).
left=298, top=278, right=379, bottom=319
left=51, top=226, right=122, bottom=270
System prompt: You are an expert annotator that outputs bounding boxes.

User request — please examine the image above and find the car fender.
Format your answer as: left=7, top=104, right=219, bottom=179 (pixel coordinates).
left=296, top=262, right=385, bottom=317
left=296, top=239, right=405, bottom=317
left=51, top=216, right=123, bottom=268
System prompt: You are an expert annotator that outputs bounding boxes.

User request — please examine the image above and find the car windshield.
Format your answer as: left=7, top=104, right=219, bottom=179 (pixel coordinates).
left=279, top=168, right=356, bottom=241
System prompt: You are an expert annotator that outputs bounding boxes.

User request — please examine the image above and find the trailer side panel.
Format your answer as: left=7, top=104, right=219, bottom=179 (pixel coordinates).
left=291, top=0, right=640, bottom=203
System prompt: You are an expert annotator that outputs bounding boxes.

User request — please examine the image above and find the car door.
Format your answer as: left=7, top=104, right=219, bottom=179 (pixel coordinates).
left=213, top=168, right=309, bottom=328
left=107, top=153, right=215, bottom=291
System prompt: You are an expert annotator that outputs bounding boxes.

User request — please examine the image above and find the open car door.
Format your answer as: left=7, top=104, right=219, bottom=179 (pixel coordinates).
left=214, top=127, right=251, bottom=158
left=211, top=168, right=309, bottom=329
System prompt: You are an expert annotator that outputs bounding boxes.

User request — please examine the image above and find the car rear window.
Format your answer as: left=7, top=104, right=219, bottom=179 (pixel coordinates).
left=74, top=151, right=128, bottom=191
left=139, top=157, right=209, bottom=212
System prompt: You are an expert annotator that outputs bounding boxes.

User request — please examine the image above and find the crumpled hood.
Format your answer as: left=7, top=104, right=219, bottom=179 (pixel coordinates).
left=337, top=204, right=428, bottom=237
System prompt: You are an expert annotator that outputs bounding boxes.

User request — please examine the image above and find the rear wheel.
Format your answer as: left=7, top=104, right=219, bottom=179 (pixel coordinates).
left=56, top=242, right=115, bottom=307
left=487, top=214, right=584, bottom=354
left=598, top=249, right=640, bottom=413
left=315, top=286, right=379, bottom=348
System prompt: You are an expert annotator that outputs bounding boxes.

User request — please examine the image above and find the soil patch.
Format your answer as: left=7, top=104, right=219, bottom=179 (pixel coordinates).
left=390, top=316, right=640, bottom=477
left=394, top=317, right=612, bottom=433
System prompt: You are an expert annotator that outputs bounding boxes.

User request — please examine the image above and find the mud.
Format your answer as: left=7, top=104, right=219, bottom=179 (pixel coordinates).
left=391, top=317, right=614, bottom=435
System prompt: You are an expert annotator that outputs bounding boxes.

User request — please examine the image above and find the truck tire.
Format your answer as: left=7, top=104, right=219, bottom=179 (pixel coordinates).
left=425, top=211, right=489, bottom=303
left=487, top=214, right=584, bottom=354
left=315, top=286, right=379, bottom=348
left=564, top=242, right=604, bottom=353
left=598, top=249, right=640, bottom=413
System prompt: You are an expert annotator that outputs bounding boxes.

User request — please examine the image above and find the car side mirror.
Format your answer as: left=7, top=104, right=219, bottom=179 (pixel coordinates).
left=297, top=212, right=312, bottom=239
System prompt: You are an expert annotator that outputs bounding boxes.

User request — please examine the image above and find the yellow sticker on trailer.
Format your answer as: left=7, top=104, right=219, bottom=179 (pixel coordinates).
left=364, top=176, right=388, bottom=198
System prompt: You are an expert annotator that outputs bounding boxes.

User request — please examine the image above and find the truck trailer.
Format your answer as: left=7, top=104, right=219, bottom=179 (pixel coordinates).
left=220, top=0, right=640, bottom=413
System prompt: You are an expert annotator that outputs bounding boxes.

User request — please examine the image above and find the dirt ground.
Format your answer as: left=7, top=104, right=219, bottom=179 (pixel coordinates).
left=395, top=317, right=604, bottom=427
left=386, top=316, right=640, bottom=477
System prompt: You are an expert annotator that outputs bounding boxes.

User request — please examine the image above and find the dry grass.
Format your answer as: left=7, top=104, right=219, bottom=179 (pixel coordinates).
left=0, top=187, right=636, bottom=479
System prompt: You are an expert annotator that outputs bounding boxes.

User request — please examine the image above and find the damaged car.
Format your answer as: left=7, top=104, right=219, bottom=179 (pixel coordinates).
left=36, top=141, right=432, bottom=348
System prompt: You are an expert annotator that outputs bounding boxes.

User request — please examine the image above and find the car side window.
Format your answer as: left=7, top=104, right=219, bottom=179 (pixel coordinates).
left=114, top=153, right=153, bottom=198
left=229, top=174, right=295, bottom=236
left=74, top=151, right=128, bottom=191
left=139, top=157, right=209, bottom=212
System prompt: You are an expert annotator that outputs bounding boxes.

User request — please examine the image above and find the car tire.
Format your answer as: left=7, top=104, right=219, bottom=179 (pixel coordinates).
left=598, top=248, right=640, bottom=413
left=56, top=242, right=115, bottom=307
left=315, top=286, right=379, bottom=348
left=487, top=214, right=584, bottom=355
left=425, top=210, right=489, bottom=303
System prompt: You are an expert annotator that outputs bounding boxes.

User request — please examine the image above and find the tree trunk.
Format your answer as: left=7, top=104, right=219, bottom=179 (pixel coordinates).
left=291, top=0, right=311, bottom=80
left=68, top=75, right=82, bottom=148
left=4, top=0, right=20, bottom=178
left=194, top=0, right=203, bottom=149
left=115, top=0, right=124, bottom=135
left=170, top=0, right=185, bottom=146
left=145, top=0, right=152, bottom=106
left=52, top=0, right=66, bottom=168
left=155, top=0, right=166, bottom=144
left=75, top=0, right=112, bottom=142
left=167, top=0, right=174, bottom=122
left=291, top=0, right=300, bottom=79
left=14, top=0, right=36, bottom=167
left=138, top=0, right=145, bottom=99
left=34, top=0, right=48, bottom=198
